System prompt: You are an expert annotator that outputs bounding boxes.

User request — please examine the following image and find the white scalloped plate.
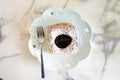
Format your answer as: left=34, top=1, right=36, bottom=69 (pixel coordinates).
left=28, top=8, right=92, bottom=71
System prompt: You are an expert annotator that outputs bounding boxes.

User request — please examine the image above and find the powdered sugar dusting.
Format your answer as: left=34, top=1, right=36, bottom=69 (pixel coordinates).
left=48, top=24, right=78, bottom=54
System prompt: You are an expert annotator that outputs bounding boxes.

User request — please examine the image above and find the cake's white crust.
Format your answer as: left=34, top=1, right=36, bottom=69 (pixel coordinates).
left=28, top=8, right=92, bottom=71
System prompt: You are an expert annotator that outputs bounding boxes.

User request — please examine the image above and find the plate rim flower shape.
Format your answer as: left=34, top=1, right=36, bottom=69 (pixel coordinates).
left=28, top=8, right=92, bottom=71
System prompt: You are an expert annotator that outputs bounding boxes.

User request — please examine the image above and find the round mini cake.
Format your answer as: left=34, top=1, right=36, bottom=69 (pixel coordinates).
left=28, top=8, right=92, bottom=71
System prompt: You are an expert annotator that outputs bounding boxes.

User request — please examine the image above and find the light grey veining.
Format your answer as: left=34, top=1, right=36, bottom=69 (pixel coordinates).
left=0, top=17, right=5, bottom=43
left=60, top=72, right=74, bottom=80
left=62, top=0, right=69, bottom=9
left=0, top=54, right=20, bottom=62
left=92, top=0, right=120, bottom=79
left=19, top=0, right=36, bottom=21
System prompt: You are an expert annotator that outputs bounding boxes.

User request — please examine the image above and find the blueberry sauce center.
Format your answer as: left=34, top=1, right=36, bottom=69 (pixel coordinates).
left=55, top=34, right=72, bottom=48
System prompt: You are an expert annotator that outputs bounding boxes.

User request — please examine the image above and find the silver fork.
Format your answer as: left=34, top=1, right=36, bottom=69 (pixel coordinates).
left=37, top=26, right=45, bottom=78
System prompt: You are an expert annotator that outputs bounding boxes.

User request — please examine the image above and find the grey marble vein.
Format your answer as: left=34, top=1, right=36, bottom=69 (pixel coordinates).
left=34, top=0, right=69, bottom=15
left=66, top=77, right=74, bottom=80
left=63, top=72, right=74, bottom=80
left=58, top=72, right=74, bottom=80
left=100, top=0, right=120, bottom=27
left=100, top=0, right=120, bottom=59
left=101, top=0, right=119, bottom=17
left=63, top=0, right=69, bottom=9
left=92, top=32, right=120, bottom=80
left=94, top=0, right=120, bottom=79
left=103, top=38, right=119, bottom=58
left=93, top=34, right=119, bottom=56
left=104, top=20, right=120, bottom=38
left=0, top=54, right=20, bottom=62
left=92, top=33, right=120, bottom=58
left=101, top=38, right=119, bottom=78
left=0, top=36, right=6, bottom=43
left=0, top=23, right=2, bottom=40
left=0, top=17, right=5, bottom=43
left=34, top=6, right=51, bottom=15
left=20, top=0, right=36, bottom=20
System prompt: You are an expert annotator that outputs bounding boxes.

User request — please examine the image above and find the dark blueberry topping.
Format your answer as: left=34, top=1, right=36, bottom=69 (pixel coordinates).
left=55, top=34, right=72, bottom=48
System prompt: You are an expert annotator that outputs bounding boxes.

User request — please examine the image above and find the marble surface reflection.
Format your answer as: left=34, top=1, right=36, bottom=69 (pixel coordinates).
left=0, top=0, right=120, bottom=80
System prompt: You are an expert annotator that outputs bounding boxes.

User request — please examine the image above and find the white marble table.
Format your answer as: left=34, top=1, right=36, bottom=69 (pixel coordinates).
left=0, top=0, right=120, bottom=80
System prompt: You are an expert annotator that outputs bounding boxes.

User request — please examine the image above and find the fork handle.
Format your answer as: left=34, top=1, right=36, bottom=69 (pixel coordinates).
left=40, top=45, right=45, bottom=78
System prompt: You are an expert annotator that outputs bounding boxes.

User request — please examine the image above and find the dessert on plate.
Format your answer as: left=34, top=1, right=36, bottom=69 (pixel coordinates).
left=28, top=8, right=92, bottom=70
left=46, top=22, right=78, bottom=54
